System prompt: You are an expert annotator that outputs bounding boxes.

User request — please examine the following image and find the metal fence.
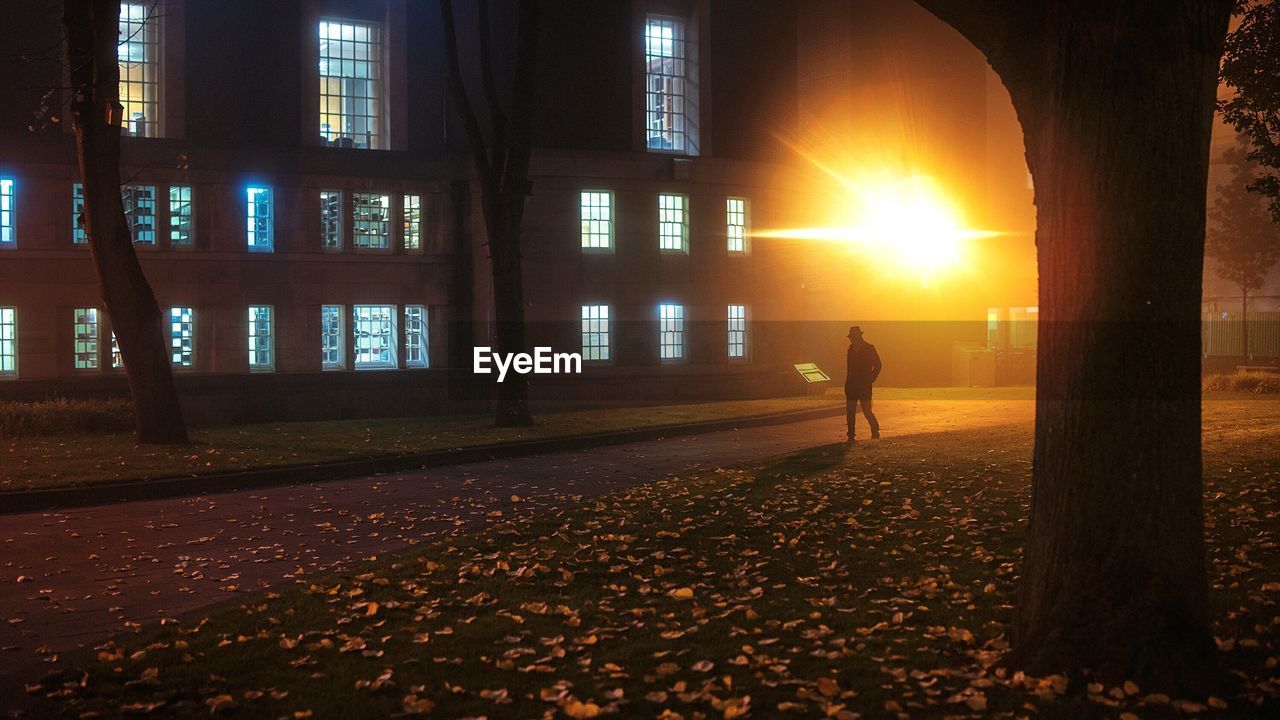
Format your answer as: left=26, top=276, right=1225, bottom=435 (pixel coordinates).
left=1202, top=311, right=1280, bottom=358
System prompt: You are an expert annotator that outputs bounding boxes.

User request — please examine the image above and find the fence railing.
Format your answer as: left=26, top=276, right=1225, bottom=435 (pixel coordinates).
left=1202, top=312, right=1280, bottom=358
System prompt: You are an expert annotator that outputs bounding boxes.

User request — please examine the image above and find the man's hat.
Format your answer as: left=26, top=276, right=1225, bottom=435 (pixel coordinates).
left=847, top=325, right=863, bottom=338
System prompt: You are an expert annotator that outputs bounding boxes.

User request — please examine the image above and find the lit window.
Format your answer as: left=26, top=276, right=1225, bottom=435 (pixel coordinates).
left=73, top=183, right=86, bottom=245
left=321, top=305, right=345, bottom=369
left=727, top=304, right=747, bottom=359
left=644, top=16, right=697, bottom=154
left=403, top=194, right=422, bottom=251
left=658, top=193, right=688, bottom=251
left=321, top=191, right=343, bottom=249
left=659, top=303, right=685, bottom=360
left=169, top=185, right=193, bottom=246
left=111, top=331, right=123, bottom=369
left=248, top=305, right=274, bottom=371
left=353, top=193, right=390, bottom=249
left=403, top=305, right=428, bottom=368
left=727, top=197, right=748, bottom=253
left=119, top=2, right=159, bottom=137
left=319, top=19, right=383, bottom=149
left=0, top=308, right=15, bottom=377
left=581, top=304, right=610, bottom=361
left=353, top=304, right=396, bottom=369
left=0, top=178, right=13, bottom=248
left=74, top=308, right=99, bottom=370
left=246, top=186, right=273, bottom=252
left=169, top=306, right=194, bottom=367
left=580, top=191, right=613, bottom=250
left=121, top=185, right=157, bottom=245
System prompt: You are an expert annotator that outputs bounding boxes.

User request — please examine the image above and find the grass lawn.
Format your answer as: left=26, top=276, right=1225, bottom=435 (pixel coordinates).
left=33, top=393, right=1279, bottom=719
left=0, top=394, right=844, bottom=493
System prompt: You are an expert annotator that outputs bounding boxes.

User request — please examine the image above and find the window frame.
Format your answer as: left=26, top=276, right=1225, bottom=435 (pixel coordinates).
left=658, top=302, right=686, bottom=361
left=352, top=304, right=397, bottom=370
left=248, top=305, right=275, bottom=372
left=168, top=306, right=195, bottom=369
left=123, top=184, right=158, bottom=247
left=246, top=185, right=274, bottom=253
left=727, top=303, right=749, bottom=361
left=318, top=17, right=386, bottom=151
left=0, top=307, right=16, bottom=378
left=168, top=184, right=194, bottom=248
left=73, top=307, right=100, bottom=371
left=321, top=190, right=344, bottom=251
left=403, top=304, right=429, bottom=368
left=119, top=1, right=162, bottom=138
left=581, top=304, right=611, bottom=362
left=402, top=193, right=422, bottom=253
left=580, top=190, right=614, bottom=252
left=726, top=196, right=749, bottom=254
left=643, top=14, right=696, bottom=155
left=0, top=178, right=14, bottom=249
left=352, top=192, right=392, bottom=251
left=321, top=304, right=346, bottom=370
left=658, top=193, right=689, bottom=253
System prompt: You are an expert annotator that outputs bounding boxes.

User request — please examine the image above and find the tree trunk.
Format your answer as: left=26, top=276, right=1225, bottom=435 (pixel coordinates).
left=488, top=208, right=534, bottom=427
left=65, top=0, right=188, bottom=444
left=914, top=0, right=1232, bottom=693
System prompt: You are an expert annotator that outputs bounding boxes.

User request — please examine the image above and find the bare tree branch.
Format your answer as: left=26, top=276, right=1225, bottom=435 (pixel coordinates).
left=440, top=0, right=492, bottom=186
left=478, top=0, right=508, bottom=169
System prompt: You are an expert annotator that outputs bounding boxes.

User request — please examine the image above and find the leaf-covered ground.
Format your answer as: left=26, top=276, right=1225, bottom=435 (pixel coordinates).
left=33, top=396, right=1280, bottom=719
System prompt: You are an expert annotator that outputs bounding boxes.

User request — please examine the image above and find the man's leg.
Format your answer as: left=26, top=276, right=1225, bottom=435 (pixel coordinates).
left=861, top=391, right=880, bottom=438
left=845, top=391, right=856, bottom=440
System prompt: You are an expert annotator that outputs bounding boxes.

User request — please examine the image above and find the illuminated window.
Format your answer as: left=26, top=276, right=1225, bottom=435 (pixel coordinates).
left=74, top=308, right=99, bottom=370
left=248, top=305, right=274, bottom=371
left=727, top=197, right=748, bottom=253
left=123, top=185, right=157, bottom=245
left=321, top=191, right=343, bottom=249
left=319, top=19, right=383, bottom=149
left=169, top=306, right=194, bottom=367
left=403, top=305, right=428, bottom=368
left=727, top=304, right=747, bottom=359
left=321, top=304, right=345, bottom=369
left=581, top=304, right=610, bottom=361
left=0, top=308, right=15, bottom=377
left=403, top=194, right=422, bottom=251
left=169, top=186, right=193, bottom=246
left=659, top=303, right=685, bottom=360
left=119, top=2, right=159, bottom=137
left=73, top=183, right=86, bottom=245
left=0, top=178, right=13, bottom=248
left=353, top=193, right=390, bottom=249
left=353, top=304, right=396, bottom=369
left=644, top=16, right=697, bottom=154
left=580, top=191, right=613, bottom=250
left=658, top=193, right=688, bottom=251
left=246, top=186, right=273, bottom=252
left=111, top=331, right=122, bottom=369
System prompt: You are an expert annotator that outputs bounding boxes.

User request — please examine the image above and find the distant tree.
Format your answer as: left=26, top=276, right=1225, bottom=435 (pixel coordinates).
left=914, top=0, right=1232, bottom=695
left=63, top=0, right=188, bottom=444
left=1220, top=0, right=1280, bottom=223
left=440, top=0, right=539, bottom=428
left=1207, top=142, right=1280, bottom=359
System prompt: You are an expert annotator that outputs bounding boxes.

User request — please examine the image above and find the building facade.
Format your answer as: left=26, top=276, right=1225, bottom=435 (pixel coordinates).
left=0, top=0, right=809, bottom=422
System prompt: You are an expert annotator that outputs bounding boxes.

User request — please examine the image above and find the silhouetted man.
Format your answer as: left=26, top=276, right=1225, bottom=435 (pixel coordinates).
left=845, top=325, right=881, bottom=442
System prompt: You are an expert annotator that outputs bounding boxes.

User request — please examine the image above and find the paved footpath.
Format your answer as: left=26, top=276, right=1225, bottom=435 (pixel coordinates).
left=0, top=414, right=858, bottom=711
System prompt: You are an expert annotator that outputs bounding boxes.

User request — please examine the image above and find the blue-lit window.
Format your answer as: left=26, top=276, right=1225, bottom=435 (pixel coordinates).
left=403, top=305, right=428, bottom=368
left=169, top=306, right=194, bottom=367
left=74, top=308, right=99, bottom=370
left=1, top=179, right=14, bottom=248
left=248, top=305, right=274, bottom=371
left=72, top=183, right=87, bottom=245
left=246, top=186, right=273, bottom=252
left=123, top=184, right=156, bottom=245
left=169, top=185, right=193, bottom=246
left=0, top=308, right=15, bottom=377
left=353, top=304, right=396, bottom=369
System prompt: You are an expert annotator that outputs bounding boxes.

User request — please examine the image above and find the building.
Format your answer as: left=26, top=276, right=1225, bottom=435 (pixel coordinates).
left=0, top=0, right=819, bottom=422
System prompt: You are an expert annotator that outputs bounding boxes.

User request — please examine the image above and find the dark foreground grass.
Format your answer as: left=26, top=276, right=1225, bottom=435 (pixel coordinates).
left=1, top=394, right=842, bottom=492
left=33, top=400, right=1280, bottom=719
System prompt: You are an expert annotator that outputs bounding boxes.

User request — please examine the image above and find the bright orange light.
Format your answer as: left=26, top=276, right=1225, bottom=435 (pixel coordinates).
left=756, top=175, right=1000, bottom=285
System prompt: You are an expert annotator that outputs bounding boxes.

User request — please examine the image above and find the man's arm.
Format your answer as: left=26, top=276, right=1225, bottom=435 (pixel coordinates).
left=870, top=346, right=882, bottom=383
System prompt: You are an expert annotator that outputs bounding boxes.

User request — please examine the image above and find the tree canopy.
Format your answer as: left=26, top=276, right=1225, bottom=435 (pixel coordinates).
left=1220, top=0, right=1280, bottom=223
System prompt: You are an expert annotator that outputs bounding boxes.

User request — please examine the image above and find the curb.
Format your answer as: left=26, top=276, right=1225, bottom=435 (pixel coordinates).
left=0, top=404, right=844, bottom=514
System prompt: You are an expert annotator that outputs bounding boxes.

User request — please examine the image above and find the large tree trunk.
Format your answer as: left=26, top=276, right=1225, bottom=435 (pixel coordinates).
left=915, top=0, right=1231, bottom=693
left=65, top=0, right=188, bottom=444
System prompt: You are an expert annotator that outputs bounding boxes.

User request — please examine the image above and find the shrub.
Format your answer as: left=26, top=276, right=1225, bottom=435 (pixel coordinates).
left=0, top=397, right=134, bottom=438
left=1203, top=369, right=1280, bottom=394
